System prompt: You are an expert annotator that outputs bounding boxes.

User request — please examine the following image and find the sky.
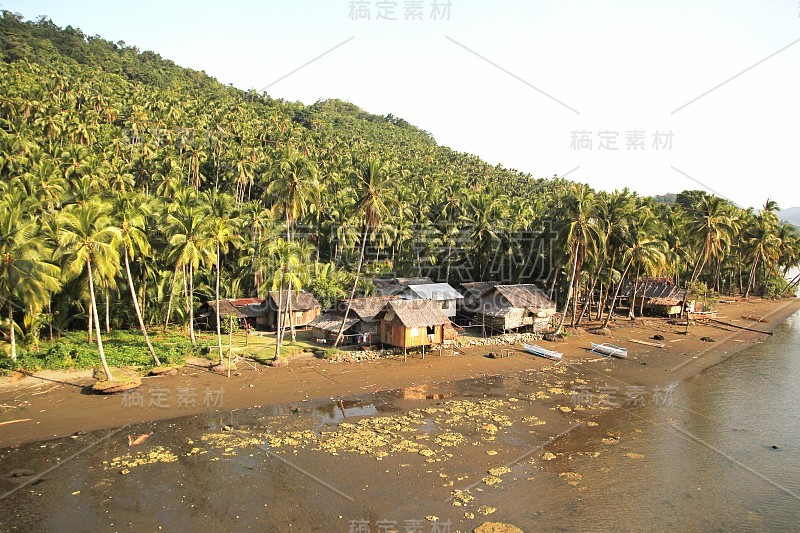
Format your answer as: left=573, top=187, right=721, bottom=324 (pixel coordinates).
left=2, top=0, right=799, bottom=209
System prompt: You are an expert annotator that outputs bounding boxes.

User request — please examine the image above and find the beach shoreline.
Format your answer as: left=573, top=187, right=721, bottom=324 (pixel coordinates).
left=1, top=296, right=797, bottom=450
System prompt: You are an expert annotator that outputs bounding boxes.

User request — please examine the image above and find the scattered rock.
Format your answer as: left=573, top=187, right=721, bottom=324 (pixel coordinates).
left=10, top=469, right=34, bottom=478
left=590, top=328, right=610, bottom=336
left=92, top=376, right=142, bottom=394
left=700, top=337, right=715, bottom=343
left=653, top=334, right=665, bottom=341
left=543, top=333, right=563, bottom=343
left=473, top=522, right=523, bottom=533
left=211, top=362, right=237, bottom=374
left=148, top=365, right=180, bottom=377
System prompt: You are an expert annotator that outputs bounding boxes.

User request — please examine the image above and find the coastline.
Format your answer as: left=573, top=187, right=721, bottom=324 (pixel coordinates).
left=1, top=297, right=798, bottom=449
left=0, top=297, right=798, bottom=531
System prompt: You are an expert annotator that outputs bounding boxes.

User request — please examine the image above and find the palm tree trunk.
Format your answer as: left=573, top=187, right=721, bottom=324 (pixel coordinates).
left=629, top=266, right=641, bottom=318
left=104, top=287, right=110, bottom=333
left=125, top=247, right=160, bottom=366
left=216, top=241, right=223, bottom=365
left=87, top=259, right=113, bottom=381
left=334, top=227, right=369, bottom=347
left=87, top=299, right=92, bottom=344
left=8, top=302, right=16, bottom=362
left=274, top=282, right=284, bottom=359
left=603, top=258, right=633, bottom=329
left=188, top=262, right=196, bottom=345
left=555, top=244, right=579, bottom=334
left=164, top=263, right=180, bottom=330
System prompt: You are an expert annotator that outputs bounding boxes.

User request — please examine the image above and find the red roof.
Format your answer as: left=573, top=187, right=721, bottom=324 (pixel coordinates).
left=229, top=298, right=263, bottom=306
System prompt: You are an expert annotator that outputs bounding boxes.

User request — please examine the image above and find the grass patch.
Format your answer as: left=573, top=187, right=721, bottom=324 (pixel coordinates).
left=3, top=330, right=196, bottom=373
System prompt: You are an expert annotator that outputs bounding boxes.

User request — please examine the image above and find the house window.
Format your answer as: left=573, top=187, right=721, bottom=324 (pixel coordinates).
left=441, top=300, right=449, bottom=310
left=410, top=327, right=420, bottom=337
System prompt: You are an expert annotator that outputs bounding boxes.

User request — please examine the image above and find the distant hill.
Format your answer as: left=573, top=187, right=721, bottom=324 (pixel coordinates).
left=779, top=207, right=800, bottom=227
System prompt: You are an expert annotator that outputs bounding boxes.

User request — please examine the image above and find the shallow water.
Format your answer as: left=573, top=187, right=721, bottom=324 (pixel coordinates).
left=499, top=309, right=800, bottom=531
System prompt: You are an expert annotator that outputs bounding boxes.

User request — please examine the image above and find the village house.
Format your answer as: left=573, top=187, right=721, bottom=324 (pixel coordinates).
left=309, top=295, right=400, bottom=345
left=196, top=297, right=269, bottom=330
left=615, top=278, right=686, bottom=317
left=471, top=283, right=556, bottom=333
left=379, top=299, right=455, bottom=353
left=398, top=283, right=464, bottom=318
left=266, top=290, right=322, bottom=331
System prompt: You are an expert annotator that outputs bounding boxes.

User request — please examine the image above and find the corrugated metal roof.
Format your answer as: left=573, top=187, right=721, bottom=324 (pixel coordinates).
left=617, top=279, right=686, bottom=301
left=405, top=283, right=464, bottom=301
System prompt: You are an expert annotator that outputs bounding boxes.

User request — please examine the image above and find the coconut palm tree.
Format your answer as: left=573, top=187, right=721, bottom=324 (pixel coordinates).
left=0, top=202, right=61, bottom=361
left=334, top=157, right=393, bottom=347
left=112, top=193, right=160, bottom=366
left=57, top=202, right=121, bottom=380
left=167, top=204, right=213, bottom=345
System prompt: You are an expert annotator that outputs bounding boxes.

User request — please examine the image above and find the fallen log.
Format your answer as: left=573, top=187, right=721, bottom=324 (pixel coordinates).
left=628, top=338, right=665, bottom=348
left=710, top=319, right=772, bottom=336
left=741, top=314, right=769, bottom=323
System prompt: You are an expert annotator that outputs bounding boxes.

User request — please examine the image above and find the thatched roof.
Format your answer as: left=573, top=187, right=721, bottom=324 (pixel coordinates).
left=405, top=283, right=464, bottom=301
left=309, top=312, right=359, bottom=333
left=203, top=298, right=267, bottom=318
left=372, top=276, right=435, bottom=296
left=385, top=299, right=450, bottom=328
left=617, top=279, right=685, bottom=301
left=460, top=281, right=498, bottom=299
left=267, top=290, right=321, bottom=311
left=338, top=295, right=400, bottom=322
left=478, top=284, right=555, bottom=317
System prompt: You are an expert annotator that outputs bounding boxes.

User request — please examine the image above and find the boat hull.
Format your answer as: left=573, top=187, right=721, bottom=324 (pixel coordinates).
left=523, top=343, right=563, bottom=361
left=591, top=342, right=628, bottom=359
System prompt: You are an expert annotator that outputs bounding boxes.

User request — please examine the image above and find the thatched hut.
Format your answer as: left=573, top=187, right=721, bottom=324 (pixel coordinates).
left=196, top=297, right=269, bottom=330
left=379, top=299, right=451, bottom=350
left=266, top=290, right=322, bottom=331
left=473, top=284, right=555, bottom=333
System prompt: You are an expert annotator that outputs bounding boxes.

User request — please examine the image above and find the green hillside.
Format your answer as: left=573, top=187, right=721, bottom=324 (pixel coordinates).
left=1, top=11, right=798, bottom=371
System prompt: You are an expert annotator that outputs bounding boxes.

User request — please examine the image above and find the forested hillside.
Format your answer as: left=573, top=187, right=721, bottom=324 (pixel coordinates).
left=1, top=11, right=799, bottom=371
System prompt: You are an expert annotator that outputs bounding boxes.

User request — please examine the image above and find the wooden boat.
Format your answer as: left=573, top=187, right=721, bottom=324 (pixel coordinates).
left=591, top=342, right=628, bottom=359
left=523, top=344, right=562, bottom=361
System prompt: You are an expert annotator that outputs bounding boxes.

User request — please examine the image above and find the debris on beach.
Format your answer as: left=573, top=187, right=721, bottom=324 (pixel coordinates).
left=540, top=452, right=557, bottom=460
left=473, top=522, right=524, bottom=533
left=559, top=471, right=582, bottom=481
left=625, top=452, right=645, bottom=459
left=452, top=489, right=475, bottom=507
left=477, top=506, right=498, bottom=515
left=104, top=446, right=178, bottom=473
left=127, top=433, right=152, bottom=446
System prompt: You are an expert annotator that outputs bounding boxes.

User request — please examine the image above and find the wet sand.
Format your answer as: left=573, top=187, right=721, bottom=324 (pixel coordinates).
left=0, top=297, right=797, bottom=531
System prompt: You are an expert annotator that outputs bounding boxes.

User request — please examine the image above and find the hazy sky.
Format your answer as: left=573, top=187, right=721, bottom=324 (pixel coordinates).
left=3, top=0, right=799, bottom=208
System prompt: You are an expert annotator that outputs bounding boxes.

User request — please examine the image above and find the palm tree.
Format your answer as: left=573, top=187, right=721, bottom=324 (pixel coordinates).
left=602, top=209, right=667, bottom=328
left=57, top=202, right=121, bottom=380
left=209, top=215, right=240, bottom=365
left=554, top=185, right=599, bottom=334
left=0, top=203, right=61, bottom=361
left=334, top=157, right=393, bottom=347
left=167, top=204, right=213, bottom=345
left=686, top=195, right=735, bottom=285
left=112, top=193, right=160, bottom=366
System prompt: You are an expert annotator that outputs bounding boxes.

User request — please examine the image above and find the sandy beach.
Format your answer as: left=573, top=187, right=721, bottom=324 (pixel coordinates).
left=1, top=297, right=798, bottom=531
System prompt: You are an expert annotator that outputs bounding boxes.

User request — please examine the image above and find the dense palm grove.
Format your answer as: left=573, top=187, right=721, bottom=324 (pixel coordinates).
left=1, top=13, right=799, bottom=374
